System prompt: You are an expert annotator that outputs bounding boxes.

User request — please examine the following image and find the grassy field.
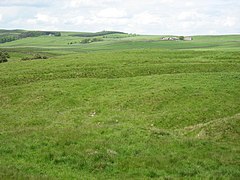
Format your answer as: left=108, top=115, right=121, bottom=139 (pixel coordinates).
left=0, top=32, right=240, bottom=179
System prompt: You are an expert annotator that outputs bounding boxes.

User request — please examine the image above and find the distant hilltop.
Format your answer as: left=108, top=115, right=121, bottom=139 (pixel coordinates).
left=0, top=29, right=61, bottom=44
left=0, top=29, right=132, bottom=44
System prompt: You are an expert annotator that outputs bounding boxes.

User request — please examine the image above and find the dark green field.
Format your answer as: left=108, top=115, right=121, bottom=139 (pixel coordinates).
left=0, top=31, right=240, bottom=179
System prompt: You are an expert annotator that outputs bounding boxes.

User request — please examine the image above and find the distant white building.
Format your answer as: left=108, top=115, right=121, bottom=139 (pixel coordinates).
left=161, top=37, right=179, bottom=41
left=184, top=36, right=192, bottom=41
left=161, top=36, right=192, bottom=41
left=170, top=37, right=179, bottom=40
left=161, top=37, right=169, bottom=40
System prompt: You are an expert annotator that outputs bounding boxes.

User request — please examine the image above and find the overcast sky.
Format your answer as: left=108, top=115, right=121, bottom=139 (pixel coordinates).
left=0, top=0, right=239, bottom=35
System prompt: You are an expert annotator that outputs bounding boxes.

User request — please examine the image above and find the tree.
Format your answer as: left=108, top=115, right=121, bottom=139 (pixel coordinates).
left=179, top=36, right=184, bottom=40
left=81, top=38, right=91, bottom=44
left=0, top=51, right=10, bottom=63
left=54, top=32, right=61, bottom=36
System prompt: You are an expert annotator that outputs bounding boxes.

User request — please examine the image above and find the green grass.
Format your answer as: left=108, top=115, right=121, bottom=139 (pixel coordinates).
left=0, top=32, right=240, bottom=179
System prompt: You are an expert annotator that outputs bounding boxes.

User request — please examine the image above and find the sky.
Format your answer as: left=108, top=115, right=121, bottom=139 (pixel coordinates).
left=0, top=0, right=239, bottom=35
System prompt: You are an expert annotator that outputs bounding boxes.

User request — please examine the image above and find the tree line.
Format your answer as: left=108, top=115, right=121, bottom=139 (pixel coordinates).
left=70, top=31, right=126, bottom=37
left=0, top=31, right=61, bottom=43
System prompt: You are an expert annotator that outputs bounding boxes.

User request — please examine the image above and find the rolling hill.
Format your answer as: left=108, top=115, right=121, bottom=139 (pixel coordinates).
left=0, top=30, right=240, bottom=179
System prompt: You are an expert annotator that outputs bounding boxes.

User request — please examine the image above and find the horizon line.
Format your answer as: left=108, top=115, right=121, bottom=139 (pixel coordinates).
left=1, top=28, right=239, bottom=36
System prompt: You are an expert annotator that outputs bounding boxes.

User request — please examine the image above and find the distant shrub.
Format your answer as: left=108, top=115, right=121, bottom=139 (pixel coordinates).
left=80, top=38, right=103, bottom=44
left=21, top=54, right=48, bottom=61
left=92, top=38, right=103, bottom=42
left=21, top=57, right=31, bottom=61
left=68, top=38, right=103, bottom=45
left=33, top=54, right=42, bottom=59
left=81, top=38, right=91, bottom=44
left=0, top=51, right=10, bottom=63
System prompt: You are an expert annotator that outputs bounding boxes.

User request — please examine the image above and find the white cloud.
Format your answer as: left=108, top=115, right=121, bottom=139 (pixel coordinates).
left=0, top=14, right=2, bottom=21
left=97, top=8, right=127, bottom=18
left=0, top=0, right=51, bottom=7
left=132, top=12, right=161, bottom=25
left=26, top=13, right=59, bottom=27
left=222, top=17, right=238, bottom=27
left=67, top=0, right=120, bottom=8
left=64, top=15, right=85, bottom=26
left=36, top=14, right=59, bottom=24
left=1, top=0, right=240, bottom=35
left=178, top=11, right=208, bottom=21
left=68, top=0, right=97, bottom=7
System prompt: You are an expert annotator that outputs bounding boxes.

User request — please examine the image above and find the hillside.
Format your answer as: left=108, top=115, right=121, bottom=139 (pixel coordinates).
left=0, top=29, right=61, bottom=44
left=0, top=31, right=240, bottom=179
